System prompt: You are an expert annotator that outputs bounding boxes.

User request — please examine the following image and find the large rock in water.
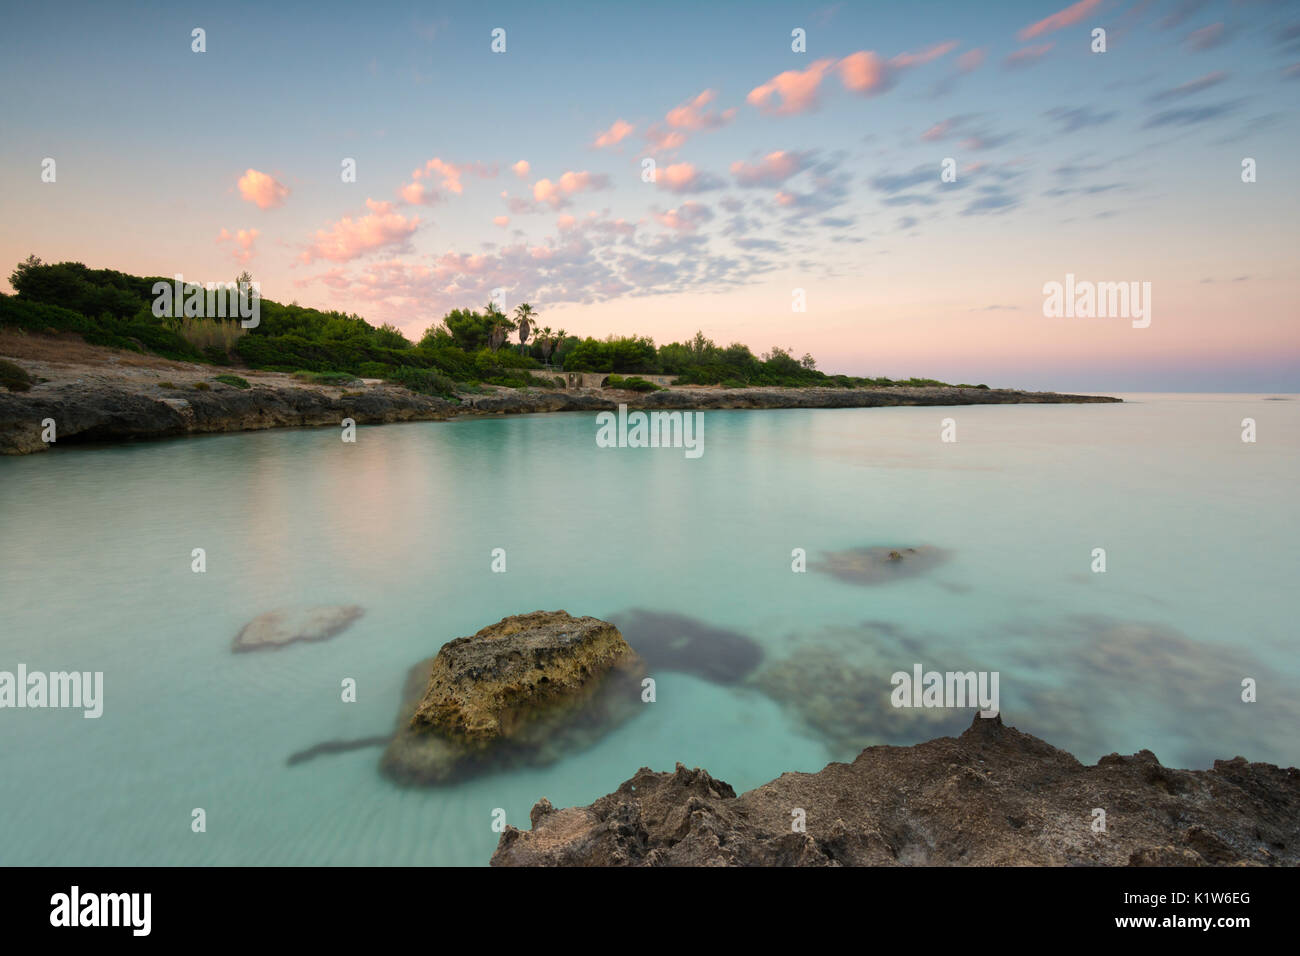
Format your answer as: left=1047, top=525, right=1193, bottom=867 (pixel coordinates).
left=491, top=713, right=1300, bottom=866
left=381, top=611, right=645, bottom=785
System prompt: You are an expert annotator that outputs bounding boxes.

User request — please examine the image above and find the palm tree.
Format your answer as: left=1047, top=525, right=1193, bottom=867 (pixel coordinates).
left=514, top=303, right=535, bottom=356
left=484, top=300, right=515, bottom=352
left=536, top=326, right=555, bottom=365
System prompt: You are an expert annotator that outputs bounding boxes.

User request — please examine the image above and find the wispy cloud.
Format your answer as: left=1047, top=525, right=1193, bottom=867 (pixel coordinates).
left=1148, top=71, right=1228, bottom=102
left=1017, top=0, right=1103, bottom=42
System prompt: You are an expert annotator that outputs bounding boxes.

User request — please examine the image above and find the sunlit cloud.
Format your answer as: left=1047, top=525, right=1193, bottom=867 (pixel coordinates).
left=300, top=199, right=419, bottom=264
left=593, top=119, right=635, bottom=148
left=236, top=169, right=289, bottom=209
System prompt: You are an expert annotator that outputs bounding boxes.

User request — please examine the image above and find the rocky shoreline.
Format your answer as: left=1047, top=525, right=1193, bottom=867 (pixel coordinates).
left=491, top=713, right=1299, bottom=867
left=0, top=375, right=1120, bottom=455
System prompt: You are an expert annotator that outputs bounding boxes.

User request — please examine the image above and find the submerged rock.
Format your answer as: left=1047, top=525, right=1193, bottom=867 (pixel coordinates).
left=607, top=609, right=763, bottom=684
left=749, top=643, right=970, bottom=756
left=381, top=610, right=646, bottom=785
left=232, top=605, right=364, bottom=652
left=492, top=713, right=1300, bottom=866
left=819, top=545, right=949, bottom=586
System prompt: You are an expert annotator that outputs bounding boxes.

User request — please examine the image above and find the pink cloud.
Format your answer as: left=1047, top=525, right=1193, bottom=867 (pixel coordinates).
left=656, top=162, right=722, bottom=194
left=642, top=90, right=736, bottom=154
left=400, top=181, right=442, bottom=206
left=493, top=216, right=510, bottom=228
left=511, top=160, right=531, bottom=178
left=300, top=198, right=419, bottom=264
left=665, top=89, right=736, bottom=130
left=236, top=169, right=289, bottom=209
left=730, top=151, right=808, bottom=187
left=747, top=59, right=835, bottom=115
left=593, top=119, right=635, bottom=148
left=920, top=120, right=952, bottom=141
left=1017, top=0, right=1102, bottom=42
left=1004, top=43, right=1055, bottom=68
left=644, top=128, right=688, bottom=153
left=409, top=157, right=496, bottom=195
left=217, top=227, right=260, bottom=263
left=653, top=201, right=713, bottom=232
left=531, top=170, right=611, bottom=208
left=889, top=40, right=959, bottom=68
left=838, top=51, right=891, bottom=95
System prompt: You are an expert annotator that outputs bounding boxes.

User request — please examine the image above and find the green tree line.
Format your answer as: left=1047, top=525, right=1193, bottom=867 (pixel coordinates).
left=3, top=258, right=978, bottom=392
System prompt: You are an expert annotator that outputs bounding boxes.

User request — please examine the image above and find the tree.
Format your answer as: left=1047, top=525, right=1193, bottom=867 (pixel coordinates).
left=484, top=300, right=517, bottom=353
left=8, top=254, right=42, bottom=293
left=514, top=303, right=535, bottom=355
left=535, top=326, right=555, bottom=364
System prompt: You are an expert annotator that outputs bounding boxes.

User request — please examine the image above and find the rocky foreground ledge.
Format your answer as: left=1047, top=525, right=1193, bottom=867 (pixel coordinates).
left=491, top=714, right=1299, bottom=867
left=0, top=379, right=1118, bottom=455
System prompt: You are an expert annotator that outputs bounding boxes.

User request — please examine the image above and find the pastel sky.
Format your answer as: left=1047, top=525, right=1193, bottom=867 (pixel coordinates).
left=2, top=0, right=1297, bottom=390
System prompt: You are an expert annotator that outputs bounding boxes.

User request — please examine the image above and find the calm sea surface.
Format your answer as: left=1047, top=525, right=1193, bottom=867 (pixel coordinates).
left=1, top=393, right=1296, bottom=864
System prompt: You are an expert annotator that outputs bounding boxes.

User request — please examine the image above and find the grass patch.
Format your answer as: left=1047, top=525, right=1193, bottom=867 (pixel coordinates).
left=213, top=374, right=251, bottom=389
left=167, top=316, right=248, bottom=355
left=293, top=370, right=362, bottom=387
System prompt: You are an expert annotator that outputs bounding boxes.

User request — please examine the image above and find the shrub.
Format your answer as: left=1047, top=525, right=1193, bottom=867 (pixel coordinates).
left=721, top=379, right=746, bottom=390
left=384, top=366, right=457, bottom=397
left=0, top=294, right=96, bottom=334
left=0, top=358, right=33, bottom=391
left=213, top=374, right=250, bottom=389
left=607, top=374, right=662, bottom=392
left=157, top=381, right=177, bottom=389
left=192, top=382, right=211, bottom=391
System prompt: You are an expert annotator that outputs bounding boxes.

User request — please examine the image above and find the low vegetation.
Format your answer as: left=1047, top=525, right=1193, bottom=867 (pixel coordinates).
left=3, top=257, right=980, bottom=392
left=0, top=357, right=33, bottom=391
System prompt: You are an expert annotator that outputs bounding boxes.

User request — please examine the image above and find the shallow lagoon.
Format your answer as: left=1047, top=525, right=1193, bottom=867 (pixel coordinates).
left=1, top=394, right=1296, bottom=865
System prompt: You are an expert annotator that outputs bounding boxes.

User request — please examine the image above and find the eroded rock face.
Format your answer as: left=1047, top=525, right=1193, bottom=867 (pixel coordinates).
left=491, top=713, right=1300, bottom=866
left=381, top=611, right=646, bottom=785
left=0, top=381, right=1119, bottom=455
left=232, top=605, right=364, bottom=652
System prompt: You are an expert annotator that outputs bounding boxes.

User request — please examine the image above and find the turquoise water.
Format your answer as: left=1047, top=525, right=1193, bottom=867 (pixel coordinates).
left=1, top=394, right=1297, bottom=865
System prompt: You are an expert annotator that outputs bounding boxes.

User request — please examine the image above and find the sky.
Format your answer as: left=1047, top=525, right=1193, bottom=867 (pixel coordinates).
left=1, top=0, right=1297, bottom=391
